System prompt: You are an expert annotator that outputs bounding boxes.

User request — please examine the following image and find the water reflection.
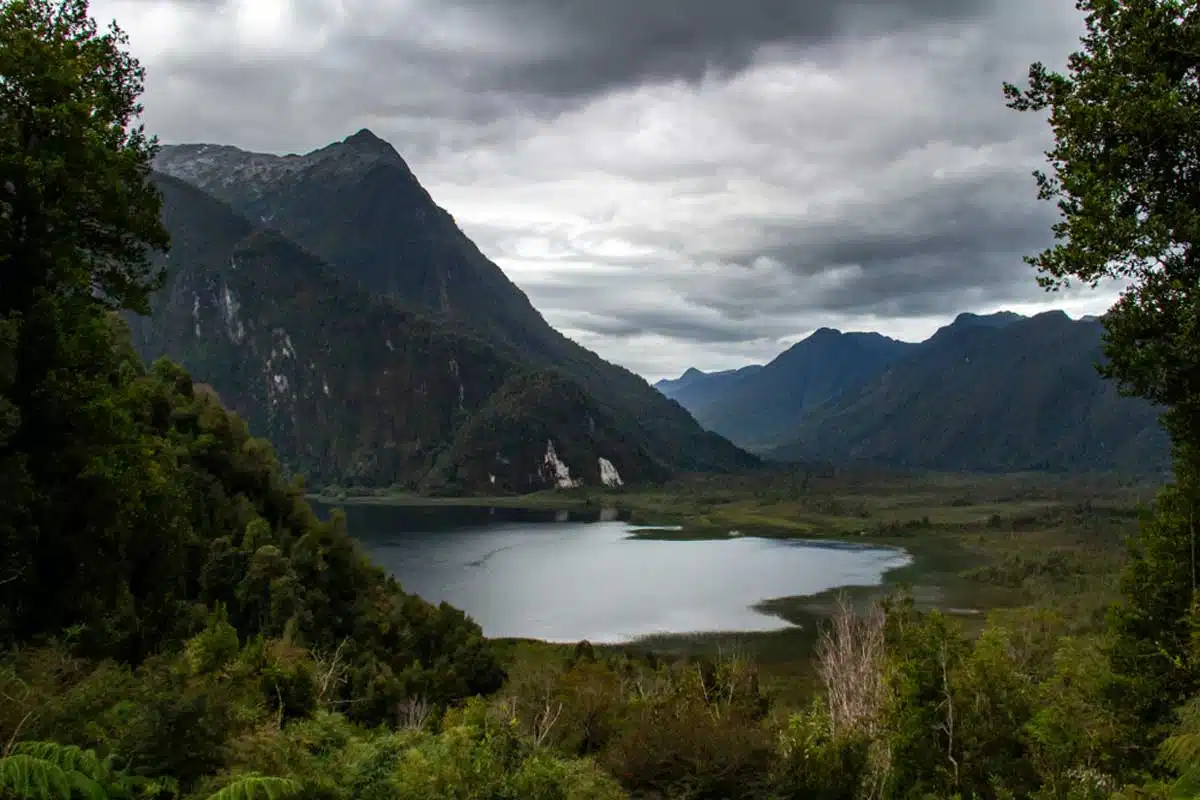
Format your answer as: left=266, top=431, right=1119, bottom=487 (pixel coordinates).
left=317, top=504, right=910, bottom=644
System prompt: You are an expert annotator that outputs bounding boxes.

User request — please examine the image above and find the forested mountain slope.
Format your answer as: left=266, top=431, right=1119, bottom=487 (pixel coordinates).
left=153, top=133, right=755, bottom=482
left=660, top=312, right=1168, bottom=473
left=126, top=174, right=668, bottom=492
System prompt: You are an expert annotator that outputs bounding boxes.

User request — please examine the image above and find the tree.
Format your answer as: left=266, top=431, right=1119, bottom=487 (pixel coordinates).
left=1003, top=0, right=1200, bottom=453
left=1005, top=0, right=1200, bottom=756
left=0, top=0, right=176, bottom=654
left=0, top=0, right=168, bottom=316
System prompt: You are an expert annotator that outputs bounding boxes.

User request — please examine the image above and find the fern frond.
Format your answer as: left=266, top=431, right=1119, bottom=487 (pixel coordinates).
left=204, top=774, right=302, bottom=800
left=1164, top=697, right=1200, bottom=774
left=11, top=742, right=113, bottom=782
left=1172, top=764, right=1200, bottom=799
left=0, top=753, right=90, bottom=800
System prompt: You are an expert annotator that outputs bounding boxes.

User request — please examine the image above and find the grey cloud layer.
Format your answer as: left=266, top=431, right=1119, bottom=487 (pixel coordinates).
left=94, top=0, right=1102, bottom=378
left=384, top=0, right=997, bottom=98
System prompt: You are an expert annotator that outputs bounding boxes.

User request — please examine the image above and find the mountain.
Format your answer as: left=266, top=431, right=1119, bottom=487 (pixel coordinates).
left=153, top=132, right=752, bottom=481
left=126, top=173, right=675, bottom=493
left=654, top=365, right=763, bottom=419
left=659, top=330, right=914, bottom=449
left=772, top=312, right=1168, bottom=473
left=661, top=312, right=1169, bottom=474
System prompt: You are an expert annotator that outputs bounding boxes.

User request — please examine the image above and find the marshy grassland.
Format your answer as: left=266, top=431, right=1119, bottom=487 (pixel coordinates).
left=317, top=467, right=1153, bottom=706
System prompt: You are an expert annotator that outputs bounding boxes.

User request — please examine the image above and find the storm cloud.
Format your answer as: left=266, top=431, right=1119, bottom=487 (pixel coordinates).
left=91, top=0, right=1110, bottom=379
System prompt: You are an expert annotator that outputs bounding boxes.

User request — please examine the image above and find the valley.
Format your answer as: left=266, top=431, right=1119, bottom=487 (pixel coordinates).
left=6, top=0, right=1200, bottom=795
left=314, top=467, right=1146, bottom=706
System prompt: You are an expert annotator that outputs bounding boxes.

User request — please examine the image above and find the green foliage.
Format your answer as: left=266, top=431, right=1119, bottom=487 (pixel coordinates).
left=0, top=741, right=135, bottom=800
left=1002, top=4, right=1200, bottom=791
left=0, top=754, right=92, bottom=800
left=0, top=0, right=168, bottom=315
left=1004, top=0, right=1199, bottom=447
left=0, top=0, right=185, bottom=660
left=771, top=703, right=871, bottom=799
left=8, top=0, right=1200, bottom=798
left=1108, top=482, right=1200, bottom=739
left=0, top=0, right=505, bottom=790
left=201, top=775, right=300, bottom=800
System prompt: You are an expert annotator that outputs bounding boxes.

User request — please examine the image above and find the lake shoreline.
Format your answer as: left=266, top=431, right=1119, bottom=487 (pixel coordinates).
left=312, top=472, right=1139, bottom=699
left=331, top=503, right=908, bottom=647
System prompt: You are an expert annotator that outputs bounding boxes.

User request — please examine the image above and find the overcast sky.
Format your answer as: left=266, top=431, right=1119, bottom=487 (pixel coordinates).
left=92, top=0, right=1116, bottom=380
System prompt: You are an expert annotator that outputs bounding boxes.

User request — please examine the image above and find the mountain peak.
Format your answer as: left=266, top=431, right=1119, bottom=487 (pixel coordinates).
left=952, top=311, right=1025, bottom=328
left=808, top=326, right=844, bottom=340
left=342, top=128, right=392, bottom=152
left=320, top=128, right=409, bottom=168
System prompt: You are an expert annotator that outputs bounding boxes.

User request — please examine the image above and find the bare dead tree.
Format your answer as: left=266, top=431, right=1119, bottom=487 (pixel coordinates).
left=0, top=565, right=25, bottom=587
left=3, top=711, right=33, bottom=757
left=936, top=641, right=959, bottom=788
left=397, top=696, right=432, bottom=731
left=531, top=698, right=563, bottom=748
left=310, top=638, right=350, bottom=709
left=815, top=593, right=887, bottom=737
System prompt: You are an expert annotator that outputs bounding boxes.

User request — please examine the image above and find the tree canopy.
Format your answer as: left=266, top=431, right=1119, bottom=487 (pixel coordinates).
left=0, top=0, right=167, bottom=316
left=1004, top=0, right=1200, bottom=449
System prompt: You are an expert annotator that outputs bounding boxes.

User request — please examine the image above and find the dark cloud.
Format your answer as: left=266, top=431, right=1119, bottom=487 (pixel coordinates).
left=386, top=0, right=997, bottom=99
left=90, top=0, right=1105, bottom=378
left=557, top=309, right=780, bottom=345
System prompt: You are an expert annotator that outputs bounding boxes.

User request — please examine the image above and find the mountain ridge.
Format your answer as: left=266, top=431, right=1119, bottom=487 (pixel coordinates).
left=146, top=133, right=755, bottom=489
left=129, top=172, right=683, bottom=492
left=659, top=329, right=915, bottom=449
left=658, top=311, right=1168, bottom=474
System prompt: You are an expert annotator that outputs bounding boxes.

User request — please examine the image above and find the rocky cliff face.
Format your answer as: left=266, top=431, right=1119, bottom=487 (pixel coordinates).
left=127, top=173, right=673, bottom=492
left=154, top=131, right=756, bottom=479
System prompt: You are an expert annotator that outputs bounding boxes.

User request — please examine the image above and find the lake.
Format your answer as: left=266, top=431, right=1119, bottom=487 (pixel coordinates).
left=320, top=504, right=912, bottom=644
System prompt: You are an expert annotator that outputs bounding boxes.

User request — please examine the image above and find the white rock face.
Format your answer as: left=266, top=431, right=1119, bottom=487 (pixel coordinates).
left=264, top=329, right=297, bottom=412
left=598, top=457, right=623, bottom=487
left=543, top=440, right=581, bottom=489
left=220, top=286, right=244, bottom=342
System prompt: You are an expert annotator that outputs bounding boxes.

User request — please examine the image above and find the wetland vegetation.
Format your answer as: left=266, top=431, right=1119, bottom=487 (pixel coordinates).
left=317, top=469, right=1148, bottom=706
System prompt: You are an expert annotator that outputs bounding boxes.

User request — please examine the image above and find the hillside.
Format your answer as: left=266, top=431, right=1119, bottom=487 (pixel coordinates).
left=658, top=330, right=914, bottom=449
left=661, top=312, right=1169, bottom=474
left=654, top=365, right=764, bottom=421
left=125, top=174, right=675, bottom=492
left=154, top=131, right=754, bottom=477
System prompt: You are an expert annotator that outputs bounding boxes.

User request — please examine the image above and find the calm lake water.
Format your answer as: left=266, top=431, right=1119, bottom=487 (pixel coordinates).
left=319, top=504, right=911, bottom=644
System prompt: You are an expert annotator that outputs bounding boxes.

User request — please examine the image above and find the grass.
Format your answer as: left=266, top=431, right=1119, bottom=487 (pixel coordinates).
left=317, top=467, right=1154, bottom=707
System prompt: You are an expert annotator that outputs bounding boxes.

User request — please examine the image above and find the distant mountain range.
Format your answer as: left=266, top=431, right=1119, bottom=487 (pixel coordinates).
left=656, top=311, right=1170, bottom=474
left=139, top=129, right=1164, bottom=485
left=137, top=130, right=755, bottom=492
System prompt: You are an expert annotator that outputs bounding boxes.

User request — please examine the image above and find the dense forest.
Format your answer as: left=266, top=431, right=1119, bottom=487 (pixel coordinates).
left=5, top=0, right=1200, bottom=798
